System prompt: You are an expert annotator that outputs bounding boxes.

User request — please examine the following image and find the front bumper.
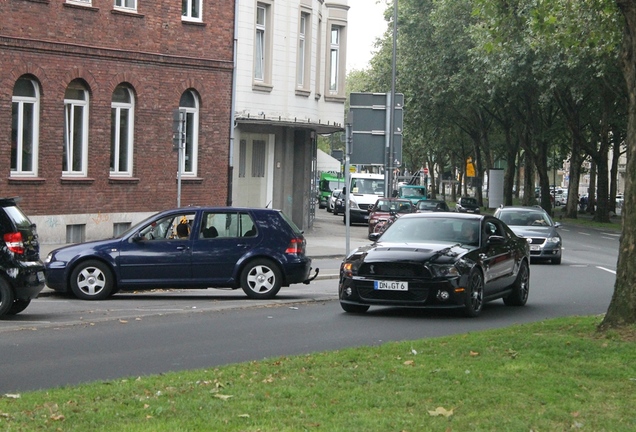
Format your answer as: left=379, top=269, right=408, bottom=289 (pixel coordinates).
left=339, top=275, right=467, bottom=309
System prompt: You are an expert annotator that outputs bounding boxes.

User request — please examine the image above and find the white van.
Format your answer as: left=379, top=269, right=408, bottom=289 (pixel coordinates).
left=344, top=173, right=385, bottom=224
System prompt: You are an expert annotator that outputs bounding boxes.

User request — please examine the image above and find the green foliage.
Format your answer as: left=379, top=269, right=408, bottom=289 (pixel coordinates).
left=1, top=316, right=635, bottom=430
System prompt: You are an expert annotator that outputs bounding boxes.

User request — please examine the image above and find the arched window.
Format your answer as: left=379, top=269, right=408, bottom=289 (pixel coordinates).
left=63, top=81, right=89, bottom=176
left=178, top=90, right=199, bottom=176
left=11, top=77, right=40, bottom=177
left=110, top=85, right=135, bottom=176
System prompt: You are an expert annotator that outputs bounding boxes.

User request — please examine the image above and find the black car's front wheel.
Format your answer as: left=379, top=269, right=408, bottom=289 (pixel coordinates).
left=70, top=260, right=115, bottom=300
left=464, top=270, right=484, bottom=317
left=504, top=260, right=529, bottom=306
left=240, top=259, right=282, bottom=299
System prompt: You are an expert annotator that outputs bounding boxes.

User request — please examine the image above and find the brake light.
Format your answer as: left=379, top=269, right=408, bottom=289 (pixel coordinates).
left=285, top=237, right=305, bottom=254
left=4, top=232, right=25, bottom=255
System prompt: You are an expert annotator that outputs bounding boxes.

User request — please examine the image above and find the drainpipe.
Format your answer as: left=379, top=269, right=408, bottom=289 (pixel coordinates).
left=227, top=0, right=239, bottom=206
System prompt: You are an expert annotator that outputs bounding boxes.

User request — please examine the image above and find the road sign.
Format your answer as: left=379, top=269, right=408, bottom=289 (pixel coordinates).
left=349, top=92, right=404, bottom=165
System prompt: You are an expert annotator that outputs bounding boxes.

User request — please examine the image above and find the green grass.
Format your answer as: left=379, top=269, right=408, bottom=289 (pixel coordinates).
left=1, top=316, right=635, bottom=431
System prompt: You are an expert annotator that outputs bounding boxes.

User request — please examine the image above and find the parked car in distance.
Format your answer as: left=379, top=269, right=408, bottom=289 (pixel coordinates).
left=456, top=196, right=480, bottom=213
left=493, top=206, right=562, bottom=264
left=415, top=199, right=450, bottom=212
left=367, top=198, right=415, bottom=239
left=340, top=213, right=530, bottom=317
left=333, top=193, right=345, bottom=216
left=327, top=189, right=342, bottom=213
left=0, top=197, right=46, bottom=317
left=44, top=207, right=317, bottom=301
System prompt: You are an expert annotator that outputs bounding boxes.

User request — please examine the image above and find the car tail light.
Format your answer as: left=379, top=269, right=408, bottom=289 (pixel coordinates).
left=285, top=237, right=305, bottom=255
left=4, top=232, right=25, bottom=255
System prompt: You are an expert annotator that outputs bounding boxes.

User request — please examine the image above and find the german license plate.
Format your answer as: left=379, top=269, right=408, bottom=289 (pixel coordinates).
left=530, top=245, right=541, bottom=251
left=374, top=280, right=408, bottom=291
left=37, top=271, right=45, bottom=282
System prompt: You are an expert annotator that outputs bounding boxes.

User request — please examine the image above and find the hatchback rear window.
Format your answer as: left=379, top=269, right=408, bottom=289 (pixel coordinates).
left=3, top=205, right=33, bottom=230
left=279, top=211, right=303, bottom=236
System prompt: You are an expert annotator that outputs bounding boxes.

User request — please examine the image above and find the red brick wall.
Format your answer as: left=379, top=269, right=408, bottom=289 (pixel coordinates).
left=0, top=0, right=235, bottom=216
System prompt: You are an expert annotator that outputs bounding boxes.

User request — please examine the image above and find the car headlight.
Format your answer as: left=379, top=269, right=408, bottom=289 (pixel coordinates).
left=429, top=264, right=460, bottom=278
left=349, top=199, right=360, bottom=210
left=546, top=236, right=561, bottom=244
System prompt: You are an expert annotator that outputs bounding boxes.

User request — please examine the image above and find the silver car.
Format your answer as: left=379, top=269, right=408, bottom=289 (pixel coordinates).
left=327, top=189, right=342, bottom=213
left=493, top=206, right=562, bottom=264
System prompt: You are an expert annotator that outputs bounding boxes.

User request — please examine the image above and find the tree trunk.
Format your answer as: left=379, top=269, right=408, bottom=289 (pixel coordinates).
left=565, top=142, right=583, bottom=219
left=600, top=0, right=636, bottom=328
left=588, top=161, right=597, bottom=214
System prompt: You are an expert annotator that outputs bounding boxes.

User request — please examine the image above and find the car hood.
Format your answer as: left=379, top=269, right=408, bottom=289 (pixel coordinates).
left=49, top=237, right=122, bottom=259
left=507, top=226, right=556, bottom=238
left=349, top=241, right=472, bottom=265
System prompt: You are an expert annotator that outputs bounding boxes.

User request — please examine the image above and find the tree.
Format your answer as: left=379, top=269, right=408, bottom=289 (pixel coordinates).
left=600, top=0, right=636, bottom=328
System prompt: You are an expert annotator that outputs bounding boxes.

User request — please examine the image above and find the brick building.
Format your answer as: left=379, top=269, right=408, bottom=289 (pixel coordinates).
left=1, top=0, right=234, bottom=244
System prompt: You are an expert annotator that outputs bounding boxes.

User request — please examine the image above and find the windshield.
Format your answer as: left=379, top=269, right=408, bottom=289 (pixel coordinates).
left=499, top=211, right=552, bottom=227
left=380, top=217, right=480, bottom=246
left=351, top=178, right=385, bottom=194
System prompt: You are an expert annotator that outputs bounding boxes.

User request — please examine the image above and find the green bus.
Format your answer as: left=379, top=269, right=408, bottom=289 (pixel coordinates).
left=317, top=172, right=344, bottom=209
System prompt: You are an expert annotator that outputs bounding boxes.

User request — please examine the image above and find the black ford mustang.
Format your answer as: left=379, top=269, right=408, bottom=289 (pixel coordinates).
left=339, top=213, right=530, bottom=317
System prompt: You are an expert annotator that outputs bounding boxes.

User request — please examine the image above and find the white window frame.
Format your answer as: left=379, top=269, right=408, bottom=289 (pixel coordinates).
left=329, top=26, right=340, bottom=92
left=179, top=91, right=200, bottom=177
left=110, top=86, right=135, bottom=177
left=11, top=78, right=40, bottom=178
left=255, top=4, right=267, bottom=81
left=253, top=1, right=273, bottom=90
left=114, top=0, right=137, bottom=12
left=66, top=0, right=92, bottom=5
left=182, top=0, right=202, bottom=22
left=297, top=12, right=309, bottom=88
left=63, top=84, right=89, bottom=177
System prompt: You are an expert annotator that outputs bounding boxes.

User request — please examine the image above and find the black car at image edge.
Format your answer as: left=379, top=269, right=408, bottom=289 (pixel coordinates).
left=339, top=213, right=530, bottom=317
left=45, top=207, right=317, bottom=301
left=0, top=197, right=46, bottom=317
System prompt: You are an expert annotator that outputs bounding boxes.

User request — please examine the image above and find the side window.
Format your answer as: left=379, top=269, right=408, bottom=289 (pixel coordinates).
left=110, top=85, right=135, bottom=177
left=138, top=213, right=194, bottom=241
left=254, top=1, right=273, bottom=90
left=114, top=0, right=136, bottom=11
left=200, top=212, right=257, bottom=239
left=178, top=90, right=200, bottom=177
left=182, top=0, right=202, bottom=22
left=484, top=220, right=504, bottom=238
left=11, top=77, right=40, bottom=177
left=63, top=81, right=89, bottom=177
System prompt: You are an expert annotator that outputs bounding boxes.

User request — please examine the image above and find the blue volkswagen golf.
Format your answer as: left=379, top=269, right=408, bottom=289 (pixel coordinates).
left=44, top=207, right=316, bottom=300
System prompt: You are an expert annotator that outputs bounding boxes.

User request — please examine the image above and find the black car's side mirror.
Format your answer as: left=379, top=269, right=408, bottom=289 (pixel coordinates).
left=368, top=232, right=381, bottom=242
left=487, top=235, right=506, bottom=245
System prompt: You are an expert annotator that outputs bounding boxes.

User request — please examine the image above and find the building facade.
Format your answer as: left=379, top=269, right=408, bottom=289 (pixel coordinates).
left=231, top=0, right=348, bottom=230
left=1, top=0, right=234, bottom=244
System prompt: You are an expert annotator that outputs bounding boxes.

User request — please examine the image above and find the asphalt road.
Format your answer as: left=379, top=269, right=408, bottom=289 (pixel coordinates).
left=0, top=213, right=621, bottom=394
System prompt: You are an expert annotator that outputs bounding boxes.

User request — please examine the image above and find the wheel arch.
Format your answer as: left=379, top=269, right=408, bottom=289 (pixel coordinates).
left=233, top=254, right=287, bottom=287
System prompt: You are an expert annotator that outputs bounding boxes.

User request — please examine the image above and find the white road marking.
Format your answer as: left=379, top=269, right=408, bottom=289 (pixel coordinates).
left=597, top=266, right=616, bottom=275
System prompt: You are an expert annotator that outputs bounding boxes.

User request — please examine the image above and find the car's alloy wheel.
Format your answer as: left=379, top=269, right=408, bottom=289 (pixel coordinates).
left=464, top=270, right=484, bottom=317
left=7, top=299, right=31, bottom=315
left=504, top=261, right=530, bottom=306
left=241, top=259, right=282, bottom=299
left=70, top=260, right=115, bottom=300
left=340, top=302, right=370, bottom=314
left=0, top=278, right=15, bottom=316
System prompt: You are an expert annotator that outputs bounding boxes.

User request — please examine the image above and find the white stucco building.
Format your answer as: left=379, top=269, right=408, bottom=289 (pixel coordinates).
left=231, top=0, right=349, bottom=230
